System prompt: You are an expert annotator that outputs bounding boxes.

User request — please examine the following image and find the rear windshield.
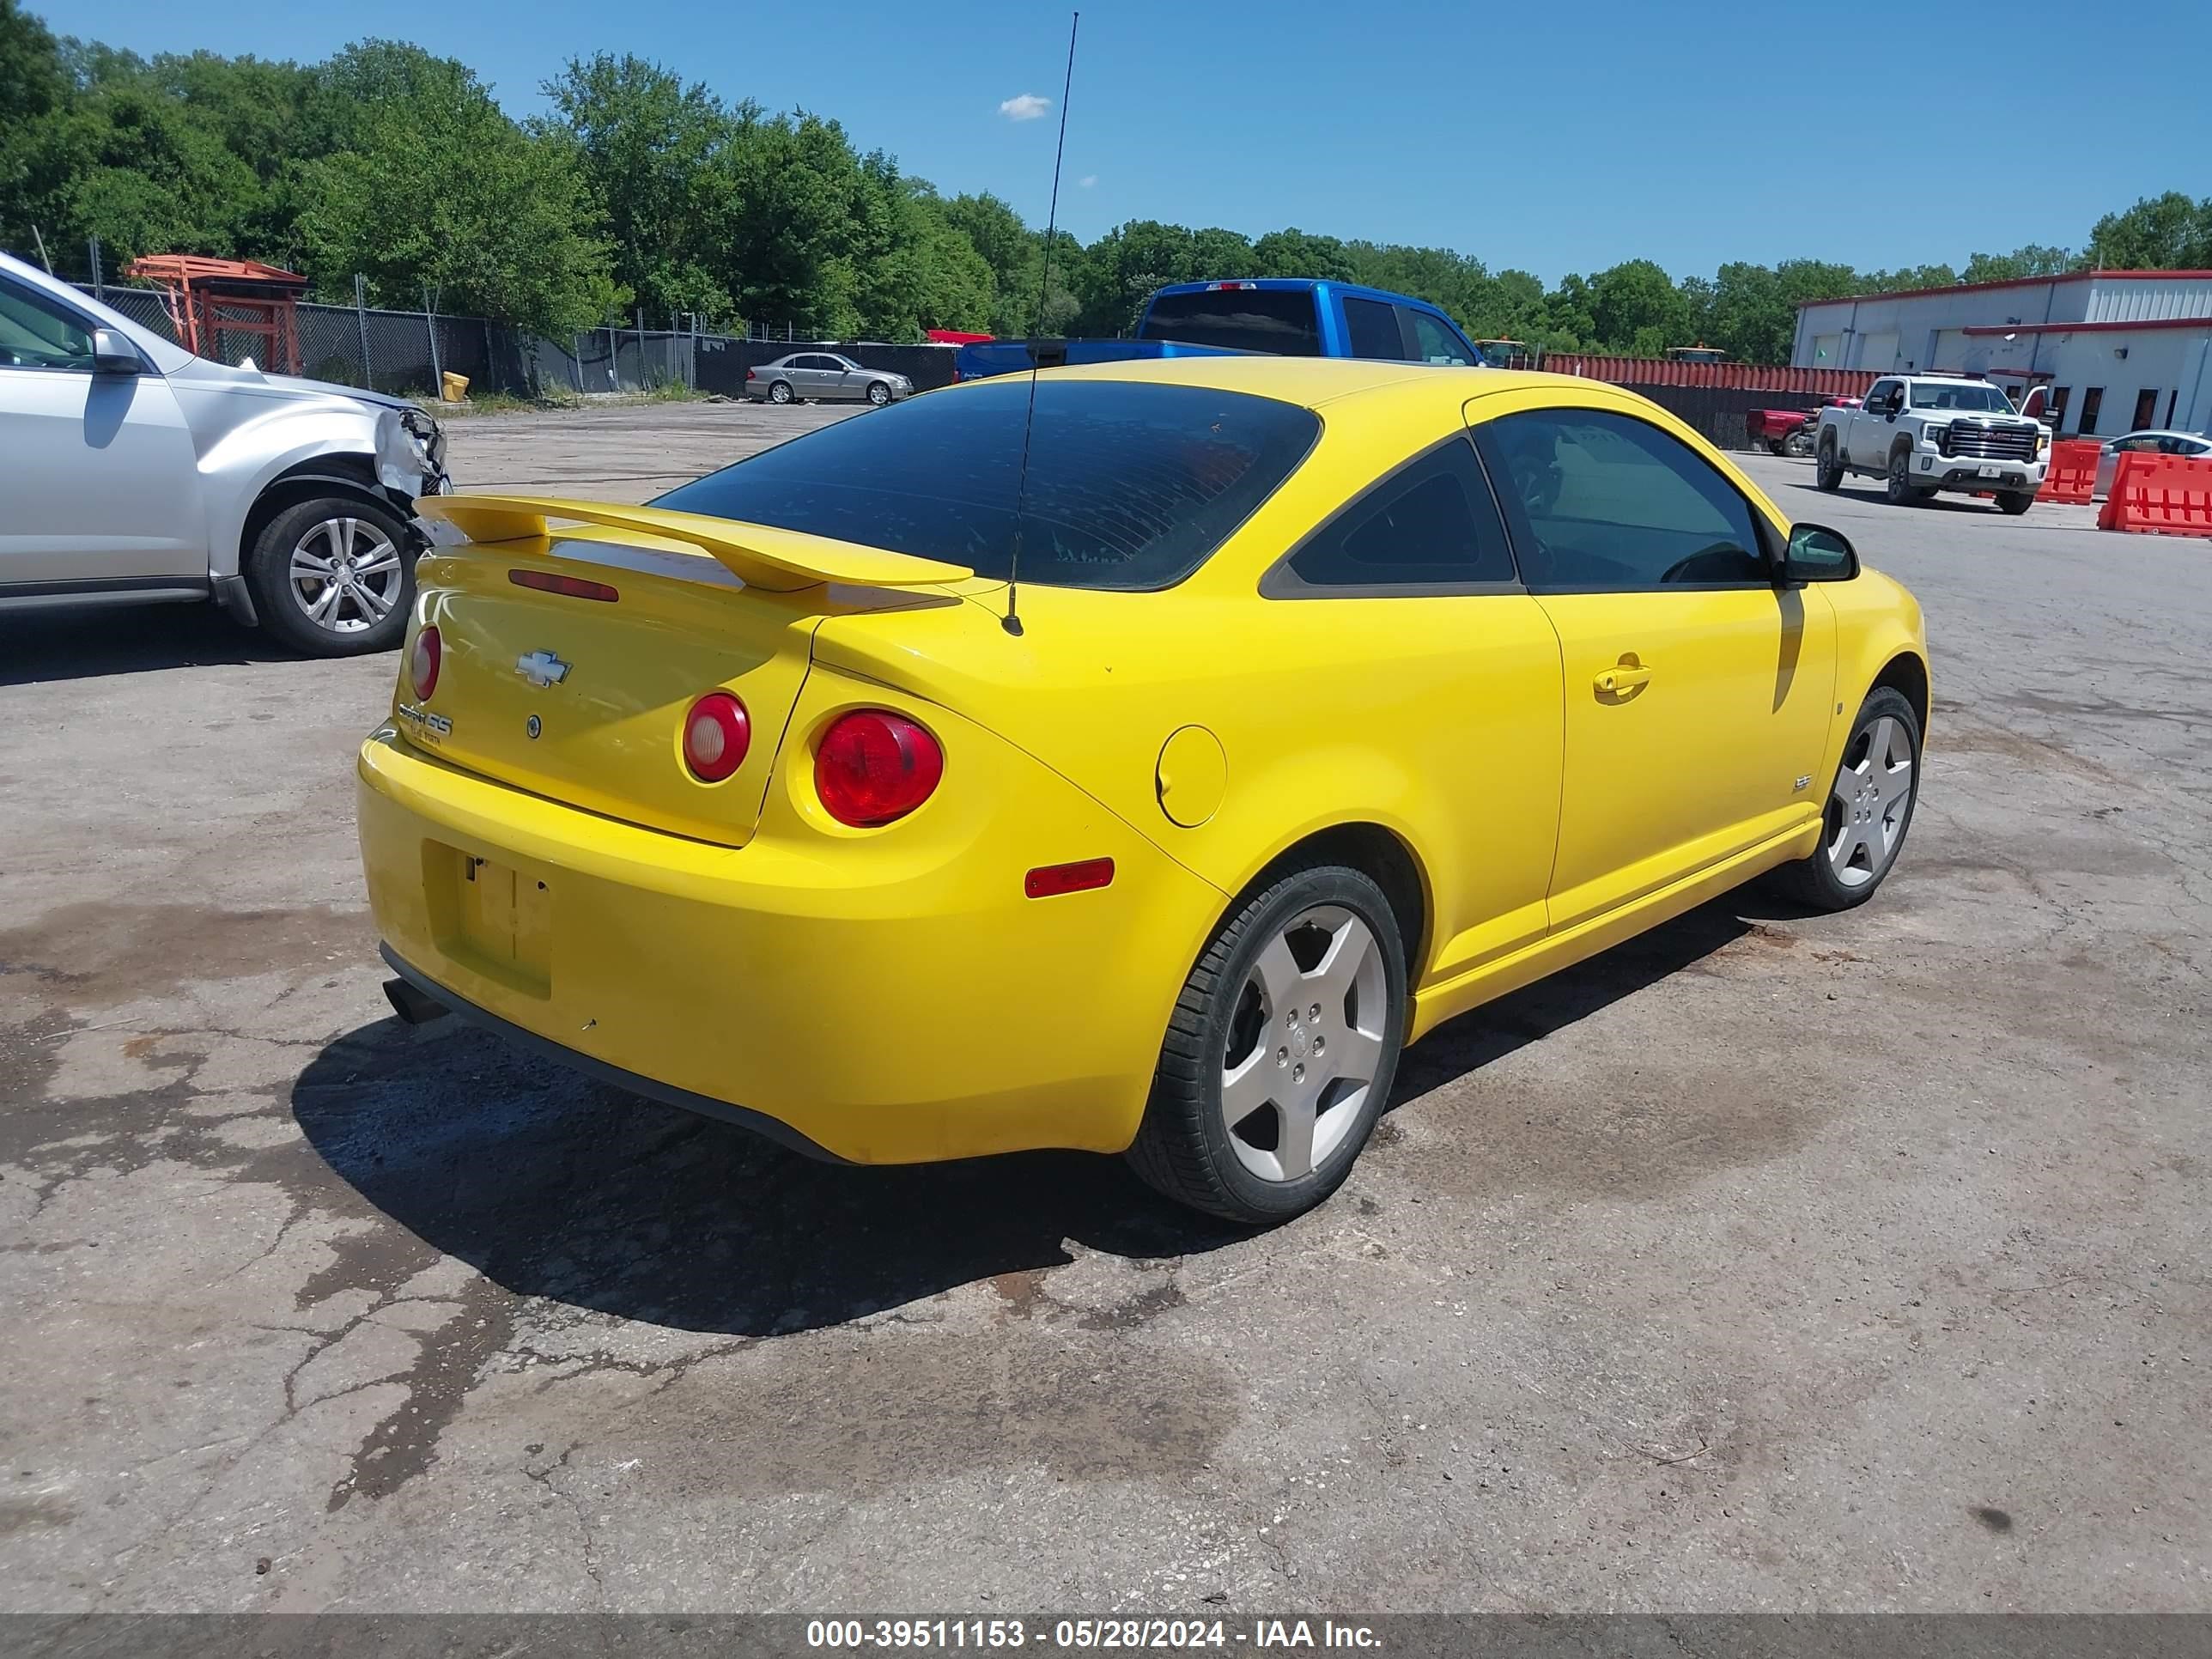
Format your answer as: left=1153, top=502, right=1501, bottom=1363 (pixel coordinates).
left=1138, top=289, right=1322, bottom=356
left=1910, top=383, right=2012, bottom=412
left=653, top=378, right=1320, bottom=590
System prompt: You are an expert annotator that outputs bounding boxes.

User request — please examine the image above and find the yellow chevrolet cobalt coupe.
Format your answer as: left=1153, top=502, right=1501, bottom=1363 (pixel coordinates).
left=357, top=358, right=1927, bottom=1224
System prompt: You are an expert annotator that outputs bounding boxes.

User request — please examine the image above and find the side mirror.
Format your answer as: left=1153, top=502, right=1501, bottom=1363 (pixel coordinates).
left=90, top=327, right=142, bottom=376
left=1784, top=523, right=1859, bottom=584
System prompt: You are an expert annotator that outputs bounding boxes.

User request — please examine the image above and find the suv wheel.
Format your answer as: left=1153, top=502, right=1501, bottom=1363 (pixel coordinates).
left=246, top=495, right=415, bottom=657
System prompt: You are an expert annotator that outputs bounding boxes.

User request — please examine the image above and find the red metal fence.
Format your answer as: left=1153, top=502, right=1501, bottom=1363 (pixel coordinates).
left=1534, top=354, right=1880, bottom=397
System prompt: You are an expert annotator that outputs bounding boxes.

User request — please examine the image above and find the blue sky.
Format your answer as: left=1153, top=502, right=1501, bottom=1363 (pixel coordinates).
left=42, top=0, right=2212, bottom=283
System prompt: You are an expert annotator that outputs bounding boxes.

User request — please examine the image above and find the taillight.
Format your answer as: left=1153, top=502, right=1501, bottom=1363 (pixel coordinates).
left=815, top=710, right=944, bottom=826
left=410, top=625, right=441, bottom=700
left=745, top=368, right=757, bottom=380
left=682, top=691, right=750, bottom=783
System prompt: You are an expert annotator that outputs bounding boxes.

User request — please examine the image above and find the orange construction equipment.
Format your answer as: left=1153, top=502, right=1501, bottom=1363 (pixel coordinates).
left=2038, top=440, right=2100, bottom=504
left=124, top=254, right=310, bottom=374
left=2097, top=452, right=2212, bottom=538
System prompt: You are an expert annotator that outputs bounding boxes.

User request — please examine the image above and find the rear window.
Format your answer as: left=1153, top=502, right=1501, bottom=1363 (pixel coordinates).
left=1138, top=289, right=1322, bottom=356
left=653, top=378, right=1320, bottom=591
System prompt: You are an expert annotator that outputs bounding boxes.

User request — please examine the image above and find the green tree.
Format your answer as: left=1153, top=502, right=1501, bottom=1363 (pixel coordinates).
left=1961, top=244, right=2081, bottom=283
left=1587, top=258, right=1692, bottom=352
left=0, top=0, right=65, bottom=249
left=2087, top=191, right=2212, bottom=270
left=546, top=53, right=736, bottom=325
left=295, top=41, right=621, bottom=331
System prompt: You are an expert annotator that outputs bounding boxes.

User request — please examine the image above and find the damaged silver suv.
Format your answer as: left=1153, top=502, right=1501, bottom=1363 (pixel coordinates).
left=0, top=249, right=449, bottom=657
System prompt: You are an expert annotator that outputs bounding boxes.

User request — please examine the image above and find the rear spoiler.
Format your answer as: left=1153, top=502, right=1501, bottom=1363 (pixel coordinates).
left=416, top=494, right=975, bottom=593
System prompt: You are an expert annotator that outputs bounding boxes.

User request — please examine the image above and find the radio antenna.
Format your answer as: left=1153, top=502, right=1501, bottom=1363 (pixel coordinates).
left=1003, top=9, right=1079, bottom=638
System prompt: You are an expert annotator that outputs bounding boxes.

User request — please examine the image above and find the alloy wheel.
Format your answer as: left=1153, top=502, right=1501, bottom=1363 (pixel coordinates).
left=288, top=516, right=402, bottom=635
left=1218, top=904, right=1390, bottom=1183
left=1825, top=714, right=1914, bottom=888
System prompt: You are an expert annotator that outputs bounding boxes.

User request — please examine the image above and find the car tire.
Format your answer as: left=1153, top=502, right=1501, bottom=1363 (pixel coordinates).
left=866, top=380, right=892, bottom=407
left=1785, top=428, right=1814, bottom=459
left=1126, top=865, right=1407, bottom=1225
left=1997, top=489, right=2035, bottom=516
left=1885, top=447, right=1918, bottom=506
left=245, top=495, right=415, bottom=657
left=1815, top=437, right=1844, bottom=492
left=1770, top=687, right=1921, bottom=913
left=1766, top=438, right=1787, bottom=457
left=768, top=380, right=793, bottom=405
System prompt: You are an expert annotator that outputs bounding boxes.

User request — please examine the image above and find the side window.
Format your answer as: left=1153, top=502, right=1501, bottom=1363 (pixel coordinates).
left=0, top=279, right=96, bottom=371
left=1868, top=380, right=1899, bottom=413
left=1474, top=408, right=1769, bottom=591
left=1404, top=310, right=1473, bottom=366
left=1341, top=296, right=1407, bottom=361
left=1279, top=437, right=1516, bottom=591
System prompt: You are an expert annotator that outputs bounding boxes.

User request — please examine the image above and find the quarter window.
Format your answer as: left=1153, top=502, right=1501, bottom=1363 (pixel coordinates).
left=1474, top=408, right=1770, bottom=591
left=0, top=279, right=95, bottom=371
left=1282, top=438, right=1515, bottom=589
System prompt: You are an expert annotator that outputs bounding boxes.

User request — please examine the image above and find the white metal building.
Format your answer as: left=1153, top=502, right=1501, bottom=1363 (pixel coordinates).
left=1792, top=271, right=2212, bottom=439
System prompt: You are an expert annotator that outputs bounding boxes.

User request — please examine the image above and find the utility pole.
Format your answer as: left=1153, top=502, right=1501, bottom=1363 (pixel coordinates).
left=355, top=275, right=374, bottom=391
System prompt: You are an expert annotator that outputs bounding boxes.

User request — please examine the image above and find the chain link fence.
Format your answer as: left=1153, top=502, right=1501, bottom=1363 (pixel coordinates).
left=68, top=273, right=960, bottom=401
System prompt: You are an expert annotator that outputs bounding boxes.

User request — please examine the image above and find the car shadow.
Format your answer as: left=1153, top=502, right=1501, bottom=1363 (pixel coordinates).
left=0, top=603, right=289, bottom=687
left=293, top=890, right=1797, bottom=1339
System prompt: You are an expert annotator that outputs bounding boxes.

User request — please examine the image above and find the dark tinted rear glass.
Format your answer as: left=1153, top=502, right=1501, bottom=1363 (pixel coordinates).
left=653, top=379, right=1320, bottom=590
left=1341, top=296, right=1407, bottom=361
left=1138, top=289, right=1322, bottom=356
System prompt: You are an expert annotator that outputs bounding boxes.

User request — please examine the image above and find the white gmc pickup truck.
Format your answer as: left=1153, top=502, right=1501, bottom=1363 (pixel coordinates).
left=1814, top=374, right=2051, bottom=514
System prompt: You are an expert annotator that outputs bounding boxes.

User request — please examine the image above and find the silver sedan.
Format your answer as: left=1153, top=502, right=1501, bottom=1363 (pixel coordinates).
left=2093, top=429, right=2212, bottom=498
left=746, top=353, right=914, bottom=407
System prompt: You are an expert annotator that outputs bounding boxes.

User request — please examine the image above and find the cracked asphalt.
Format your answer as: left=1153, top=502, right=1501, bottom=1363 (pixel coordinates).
left=2, top=406, right=2206, bottom=1613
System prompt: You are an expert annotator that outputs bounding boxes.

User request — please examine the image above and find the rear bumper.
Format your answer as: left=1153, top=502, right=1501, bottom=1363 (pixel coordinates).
left=355, top=706, right=1224, bottom=1165
left=380, top=942, right=848, bottom=1162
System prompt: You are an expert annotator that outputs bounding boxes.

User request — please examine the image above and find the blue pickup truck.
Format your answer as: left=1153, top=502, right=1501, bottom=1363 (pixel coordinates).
left=955, top=277, right=1484, bottom=380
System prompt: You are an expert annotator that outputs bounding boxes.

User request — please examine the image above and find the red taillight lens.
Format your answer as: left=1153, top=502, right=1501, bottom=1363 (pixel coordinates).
left=410, top=625, right=441, bottom=700
left=682, top=691, right=750, bottom=782
left=815, top=710, right=944, bottom=826
left=745, top=368, right=757, bottom=380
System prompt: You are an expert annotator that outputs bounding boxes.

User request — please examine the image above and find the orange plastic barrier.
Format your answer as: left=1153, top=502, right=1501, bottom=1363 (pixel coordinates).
left=2038, top=440, right=2100, bottom=503
left=2097, top=452, right=2212, bottom=538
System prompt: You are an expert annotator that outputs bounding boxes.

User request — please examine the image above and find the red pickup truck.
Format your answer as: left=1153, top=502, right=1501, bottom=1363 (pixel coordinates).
left=1748, top=397, right=1861, bottom=458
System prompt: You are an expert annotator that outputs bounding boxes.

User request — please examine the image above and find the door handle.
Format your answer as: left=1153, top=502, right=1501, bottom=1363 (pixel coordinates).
left=1595, top=663, right=1653, bottom=695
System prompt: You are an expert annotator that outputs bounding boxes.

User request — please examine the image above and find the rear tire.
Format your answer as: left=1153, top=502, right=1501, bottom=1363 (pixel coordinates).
left=768, top=380, right=793, bottom=405
left=245, top=495, right=415, bottom=658
left=1127, top=866, right=1407, bottom=1225
left=1815, top=436, right=1844, bottom=492
left=1770, top=687, right=1920, bottom=913
left=1998, top=489, right=2035, bottom=516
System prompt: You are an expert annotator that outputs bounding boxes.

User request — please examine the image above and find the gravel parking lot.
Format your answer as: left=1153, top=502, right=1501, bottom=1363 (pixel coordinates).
left=3, top=403, right=2205, bottom=1613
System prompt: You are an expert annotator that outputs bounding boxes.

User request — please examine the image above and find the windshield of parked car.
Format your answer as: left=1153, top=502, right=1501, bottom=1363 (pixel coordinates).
left=1138, top=289, right=1322, bottom=356
left=1911, top=383, right=2013, bottom=412
left=653, top=378, right=1321, bottom=589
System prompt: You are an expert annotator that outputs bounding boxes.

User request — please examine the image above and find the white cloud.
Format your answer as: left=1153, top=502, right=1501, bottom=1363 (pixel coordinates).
left=1078, top=174, right=1097, bottom=188
left=998, top=93, right=1050, bottom=121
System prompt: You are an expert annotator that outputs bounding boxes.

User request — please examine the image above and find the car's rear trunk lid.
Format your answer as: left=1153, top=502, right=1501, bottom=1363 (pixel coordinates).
left=398, top=496, right=974, bottom=848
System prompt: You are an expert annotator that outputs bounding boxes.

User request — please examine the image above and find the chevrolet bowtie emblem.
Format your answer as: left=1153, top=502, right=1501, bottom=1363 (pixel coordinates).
left=516, top=650, right=570, bottom=689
